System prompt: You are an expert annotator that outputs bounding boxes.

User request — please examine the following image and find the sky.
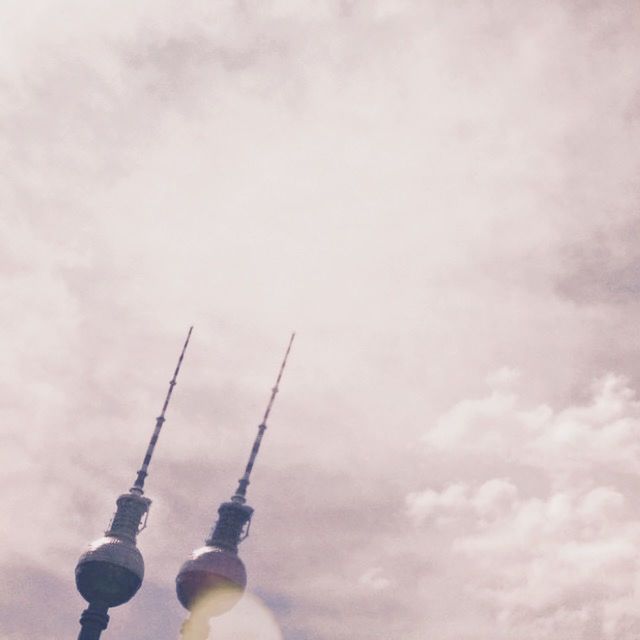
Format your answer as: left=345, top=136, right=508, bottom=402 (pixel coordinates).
left=2, top=1, right=640, bottom=639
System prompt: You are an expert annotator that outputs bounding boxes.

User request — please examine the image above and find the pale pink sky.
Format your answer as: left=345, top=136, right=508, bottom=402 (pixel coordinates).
left=2, top=2, right=640, bottom=639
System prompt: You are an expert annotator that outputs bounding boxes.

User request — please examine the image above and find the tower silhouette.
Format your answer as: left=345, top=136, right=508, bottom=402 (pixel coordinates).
left=74, top=328, right=193, bottom=640
left=176, top=333, right=295, bottom=639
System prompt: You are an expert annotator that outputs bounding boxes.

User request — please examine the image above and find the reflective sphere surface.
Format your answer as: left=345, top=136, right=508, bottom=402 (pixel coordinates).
left=176, top=546, right=247, bottom=616
left=75, top=536, right=144, bottom=607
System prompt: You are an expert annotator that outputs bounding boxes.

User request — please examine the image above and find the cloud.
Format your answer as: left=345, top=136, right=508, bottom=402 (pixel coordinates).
left=409, top=373, right=640, bottom=639
left=358, top=567, right=391, bottom=591
left=424, top=372, right=640, bottom=476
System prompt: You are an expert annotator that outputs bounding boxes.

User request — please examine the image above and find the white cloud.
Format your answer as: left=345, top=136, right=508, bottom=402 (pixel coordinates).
left=358, top=567, right=391, bottom=591
left=424, top=373, right=640, bottom=476
left=410, top=373, right=640, bottom=639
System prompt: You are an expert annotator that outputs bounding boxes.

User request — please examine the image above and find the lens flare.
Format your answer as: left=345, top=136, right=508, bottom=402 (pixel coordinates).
left=181, top=591, right=283, bottom=640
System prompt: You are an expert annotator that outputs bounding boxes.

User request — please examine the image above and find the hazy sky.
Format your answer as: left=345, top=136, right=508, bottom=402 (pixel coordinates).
left=2, top=2, right=640, bottom=639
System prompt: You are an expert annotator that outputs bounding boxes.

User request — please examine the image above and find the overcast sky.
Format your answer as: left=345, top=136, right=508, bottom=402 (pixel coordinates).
left=2, top=1, right=640, bottom=639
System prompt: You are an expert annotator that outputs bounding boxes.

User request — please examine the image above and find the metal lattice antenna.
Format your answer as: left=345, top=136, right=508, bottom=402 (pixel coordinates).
left=131, top=326, right=193, bottom=494
left=232, top=332, right=295, bottom=503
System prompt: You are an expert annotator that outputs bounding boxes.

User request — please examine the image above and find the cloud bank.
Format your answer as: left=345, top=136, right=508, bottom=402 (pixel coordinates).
left=408, top=373, right=640, bottom=638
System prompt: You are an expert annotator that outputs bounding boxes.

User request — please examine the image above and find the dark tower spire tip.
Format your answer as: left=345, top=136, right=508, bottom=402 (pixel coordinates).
left=232, top=331, right=295, bottom=504
left=132, top=326, right=193, bottom=494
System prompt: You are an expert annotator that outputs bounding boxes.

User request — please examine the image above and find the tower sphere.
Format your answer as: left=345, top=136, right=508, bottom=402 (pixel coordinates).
left=176, top=546, right=247, bottom=616
left=75, top=536, right=145, bottom=608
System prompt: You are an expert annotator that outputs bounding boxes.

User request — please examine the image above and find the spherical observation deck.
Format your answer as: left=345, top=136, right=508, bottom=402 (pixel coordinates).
left=75, top=536, right=145, bottom=608
left=176, top=545, right=247, bottom=616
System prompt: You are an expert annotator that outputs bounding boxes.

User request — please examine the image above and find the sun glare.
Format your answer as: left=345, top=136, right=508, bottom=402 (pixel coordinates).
left=182, top=591, right=284, bottom=640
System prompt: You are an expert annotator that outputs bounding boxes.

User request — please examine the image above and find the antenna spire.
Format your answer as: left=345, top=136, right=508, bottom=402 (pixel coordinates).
left=132, top=326, right=193, bottom=494
left=232, top=332, right=295, bottom=503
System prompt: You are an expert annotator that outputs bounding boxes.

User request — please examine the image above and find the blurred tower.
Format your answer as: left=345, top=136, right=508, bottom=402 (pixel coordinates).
left=176, top=333, right=295, bottom=639
left=74, top=328, right=193, bottom=640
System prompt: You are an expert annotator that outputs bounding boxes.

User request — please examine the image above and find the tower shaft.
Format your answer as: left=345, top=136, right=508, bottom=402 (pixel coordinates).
left=78, top=603, right=109, bottom=640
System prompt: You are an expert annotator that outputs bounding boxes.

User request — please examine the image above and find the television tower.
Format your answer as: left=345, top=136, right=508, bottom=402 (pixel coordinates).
left=176, top=333, right=295, bottom=639
left=74, top=327, right=193, bottom=640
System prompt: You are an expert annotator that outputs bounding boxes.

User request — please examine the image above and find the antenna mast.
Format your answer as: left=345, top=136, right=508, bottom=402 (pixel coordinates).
left=132, top=326, right=193, bottom=494
left=232, top=332, right=295, bottom=503
left=176, top=332, right=296, bottom=631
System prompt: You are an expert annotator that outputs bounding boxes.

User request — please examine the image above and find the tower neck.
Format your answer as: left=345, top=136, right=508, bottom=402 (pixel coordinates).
left=206, top=500, right=254, bottom=553
left=105, top=492, right=151, bottom=543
